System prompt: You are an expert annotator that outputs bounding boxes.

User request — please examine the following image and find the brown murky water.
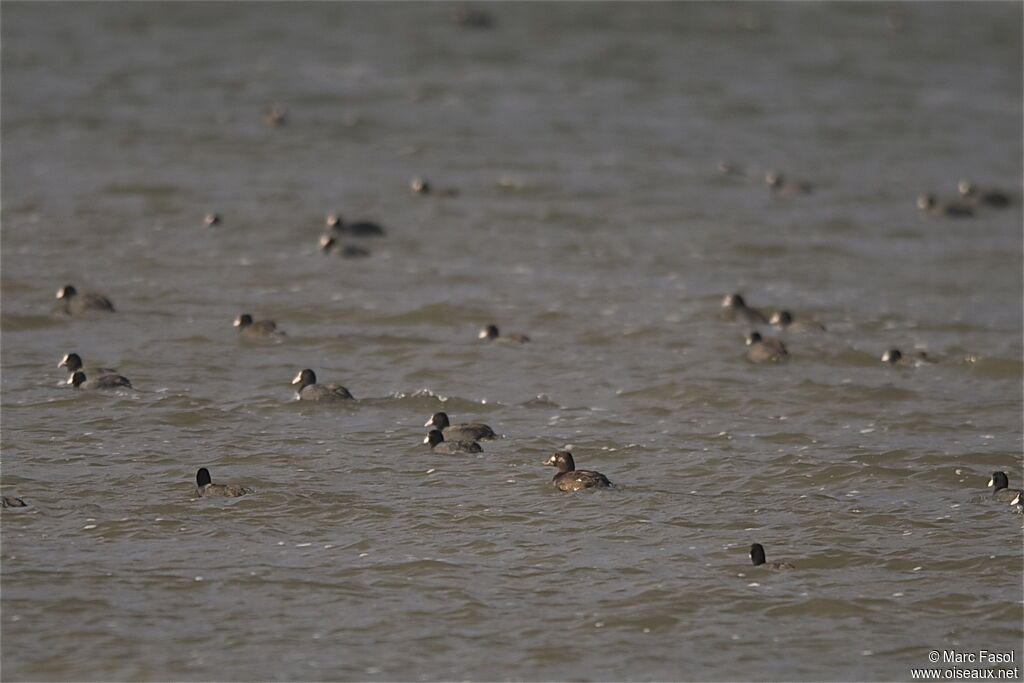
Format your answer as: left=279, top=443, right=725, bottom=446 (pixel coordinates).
left=2, top=3, right=1021, bottom=680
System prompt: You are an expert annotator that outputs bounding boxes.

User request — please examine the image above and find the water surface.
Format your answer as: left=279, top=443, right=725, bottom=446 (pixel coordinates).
left=2, top=3, right=1022, bottom=681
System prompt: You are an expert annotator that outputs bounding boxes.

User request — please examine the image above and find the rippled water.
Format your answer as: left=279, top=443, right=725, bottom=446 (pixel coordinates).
left=2, top=3, right=1022, bottom=681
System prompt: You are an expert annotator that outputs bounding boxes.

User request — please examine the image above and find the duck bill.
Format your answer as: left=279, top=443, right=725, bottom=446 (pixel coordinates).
left=291, top=373, right=303, bottom=385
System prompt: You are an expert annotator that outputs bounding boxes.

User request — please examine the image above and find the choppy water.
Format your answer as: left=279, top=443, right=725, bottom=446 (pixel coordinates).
left=2, top=3, right=1022, bottom=681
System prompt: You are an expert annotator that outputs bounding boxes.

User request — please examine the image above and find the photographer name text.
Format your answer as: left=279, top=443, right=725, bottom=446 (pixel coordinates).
left=929, top=651, right=1016, bottom=665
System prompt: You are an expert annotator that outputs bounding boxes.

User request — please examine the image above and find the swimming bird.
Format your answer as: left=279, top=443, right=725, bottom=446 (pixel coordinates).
left=717, top=160, right=747, bottom=177
left=881, top=348, right=934, bottom=366
left=770, top=310, right=826, bottom=332
left=957, top=180, right=1010, bottom=208
left=68, top=370, right=132, bottom=390
left=410, top=177, right=431, bottom=194
left=452, top=7, right=494, bottom=28
left=325, top=213, right=386, bottom=237
left=262, top=103, right=287, bottom=126
left=409, top=177, right=459, bottom=197
left=234, top=314, right=285, bottom=340
left=745, top=331, right=788, bottom=363
left=56, top=285, right=115, bottom=314
left=318, top=234, right=371, bottom=258
left=750, top=543, right=795, bottom=569
left=195, top=467, right=251, bottom=497
left=765, top=170, right=813, bottom=197
left=203, top=212, right=221, bottom=226
left=916, top=194, right=973, bottom=218
left=58, top=352, right=117, bottom=377
left=292, top=369, right=354, bottom=401
left=424, top=429, right=481, bottom=454
left=988, top=471, right=1023, bottom=502
left=424, top=412, right=497, bottom=441
left=542, top=451, right=613, bottom=491
left=721, top=294, right=769, bottom=325
left=478, top=324, right=530, bottom=343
